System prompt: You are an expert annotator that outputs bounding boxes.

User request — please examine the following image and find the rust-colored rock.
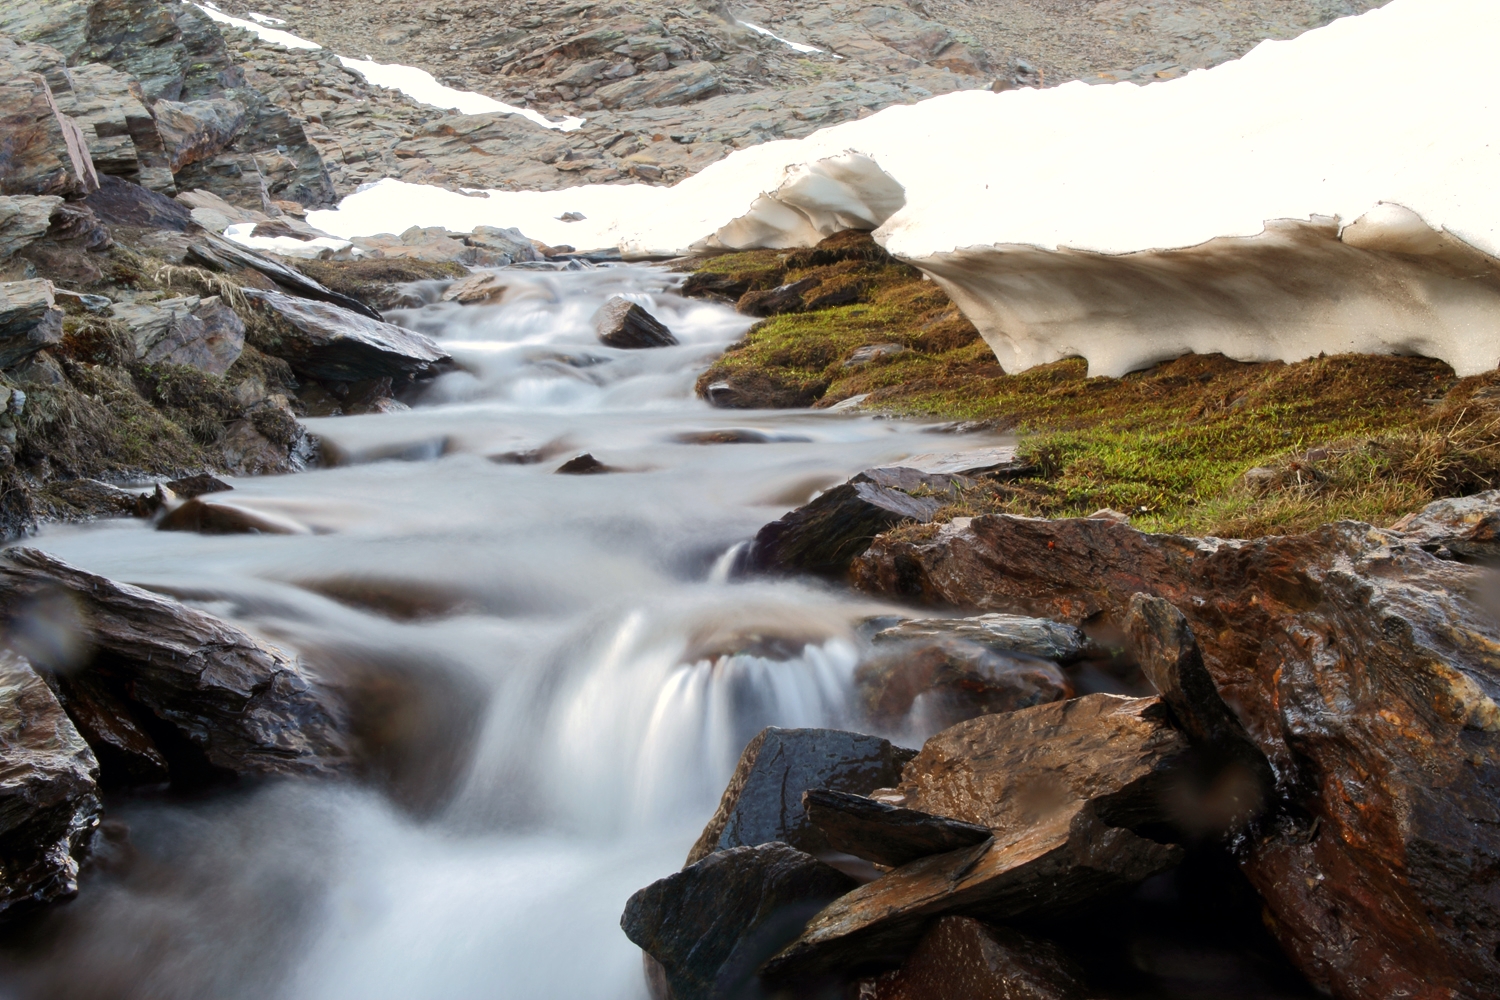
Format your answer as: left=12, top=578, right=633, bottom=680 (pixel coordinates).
left=0, top=66, right=98, bottom=198
left=763, top=695, right=1188, bottom=980
left=851, top=498, right=1500, bottom=999
left=851, top=916, right=1091, bottom=1000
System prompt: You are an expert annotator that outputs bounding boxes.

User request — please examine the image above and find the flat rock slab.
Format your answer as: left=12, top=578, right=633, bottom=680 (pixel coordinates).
left=687, top=727, right=915, bottom=866
left=622, top=842, right=857, bottom=1000
left=763, top=695, right=1190, bottom=979
left=850, top=497, right=1500, bottom=999
left=0, top=548, right=352, bottom=785
left=803, top=788, right=991, bottom=868
left=189, top=231, right=382, bottom=320
left=853, top=916, right=1092, bottom=1000
left=244, top=287, right=449, bottom=382
left=895, top=448, right=1022, bottom=476
left=0, top=651, right=100, bottom=913
left=872, top=613, right=1091, bottom=663
left=81, top=174, right=191, bottom=230
left=595, top=296, right=678, bottom=348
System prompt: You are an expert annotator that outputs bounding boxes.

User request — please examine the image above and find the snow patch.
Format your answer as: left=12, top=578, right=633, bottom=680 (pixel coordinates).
left=190, top=1, right=320, bottom=49
left=737, top=20, right=825, bottom=56
left=246, top=12, right=286, bottom=26
left=223, top=222, right=352, bottom=259
left=335, top=57, right=584, bottom=131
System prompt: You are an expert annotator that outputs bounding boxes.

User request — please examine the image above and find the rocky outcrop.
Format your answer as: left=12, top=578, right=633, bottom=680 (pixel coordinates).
left=851, top=917, right=1091, bottom=1000
left=745, top=468, right=960, bottom=578
left=0, top=64, right=99, bottom=198
left=0, top=195, right=64, bottom=259
left=685, top=727, right=915, bottom=866
left=243, top=287, right=449, bottom=382
left=0, top=278, right=64, bottom=367
left=762, top=695, right=1189, bottom=980
left=53, top=60, right=174, bottom=193
left=595, top=296, right=678, bottom=349
left=0, top=548, right=352, bottom=785
left=0, top=650, right=100, bottom=913
left=595, top=61, right=719, bottom=110
left=152, top=96, right=247, bottom=173
left=851, top=497, right=1500, bottom=999
left=622, top=843, right=857, bottom=1000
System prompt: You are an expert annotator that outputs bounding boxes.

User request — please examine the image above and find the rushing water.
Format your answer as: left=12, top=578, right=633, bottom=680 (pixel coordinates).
left=0, top=264, right=1012, bottom=1000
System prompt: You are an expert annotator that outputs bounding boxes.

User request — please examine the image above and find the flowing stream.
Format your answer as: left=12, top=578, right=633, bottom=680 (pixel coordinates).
left=0, top=264, right=1012, bottom=999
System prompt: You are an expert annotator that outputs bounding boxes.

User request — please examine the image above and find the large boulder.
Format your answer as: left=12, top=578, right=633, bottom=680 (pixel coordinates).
left=0, top=278, right=64, bottom=368
left=686, top=727, right=915, bottom=866
left=595, top=296, right=679, bottom=349
left=0, top=194, right=63, bottom=259
left=746, top=468, right=958, bottom=578
left=0, top=65, right=98, bottom=198
left=243, top=288, right=450, bottom=382
left=852, top=917, right=1092, bottom=1000
left=762, top=695, right=1189, bottom=980
left=81, top=173, right=192, bottom=230
left=0, top=548, right=352, bottom=785
left=111, top=293, right=245, bottom=375
left=621, top=843, right=857, bottom=1000
left=152, top=97, right=246, bottom=174
left=0, top=650, right=101, bottom=913
left=851, top=498, right=1500, bottom=999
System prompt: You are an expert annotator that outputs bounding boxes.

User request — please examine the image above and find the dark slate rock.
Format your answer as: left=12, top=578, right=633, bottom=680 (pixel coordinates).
left=188, top=230, right=382, bottom=320
left=802, top=788, right=991, bottom=868
left=852, top=916, right=1091, bottom=1000
left=686, top=726, right=915, bottom=866
left=243, top=287, right=448, bottom=382
left=81, top=174, right=192, bottom=230
left=595, top=296, right=678, bottom=349
left=737, top=277, right=817, bottom=317
left=622, top=843, right=857, bottom=1000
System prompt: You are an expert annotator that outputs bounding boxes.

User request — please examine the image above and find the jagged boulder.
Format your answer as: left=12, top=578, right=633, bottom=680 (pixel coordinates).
left=595, top=296, right=678, bottom=349
left=0, top=650, right=101, bottom=913
left=851, top=497, right=1500, bottom=999
left=0, top=65, right=98, bottom=198
left=243, top=288, right=449, bottom=382
left=0, top=278, right=64, bottom=368
left=686, top=727, right=915, bottom=866
left=0, top=548, right=352, bottom=785
left=802, top=788, right=991, bottom=868
left=763, top=695, right=1189, bottom=980
left=464, top=225, right=542, bottom=264
left=622, top=843, right=857, bottom=1000
left=152, top=97, right=247, bottom=173
left=0, top=195, right=63, bottom=259
left=111, top=294, right=245, bottom=375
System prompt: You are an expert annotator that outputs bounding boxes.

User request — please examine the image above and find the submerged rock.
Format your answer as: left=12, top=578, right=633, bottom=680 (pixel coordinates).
left=851, top=498, right=1500, bottom=999
left=686, top=727, right=915, bottom=866
left=156, top=497, right=309, bottom=536
left=244, top=287, right=449, bottom=382
left=802, top=788, right=991, bottom=869
left=0, top=548, right=351, bottom=785
left=851, top=916, right=1091, bottom=1000
left=595, top=296, right=678, bottom=349
left=622, top=843, right=856, bottom=1000
left=0, top=651, right=101, bottom=913
left=763, top=695, right=1189, bottom=979
left=0, top=278, right=64, bottom=368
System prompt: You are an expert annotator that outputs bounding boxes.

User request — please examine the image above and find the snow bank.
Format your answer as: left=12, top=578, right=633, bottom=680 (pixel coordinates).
left=737, top=21, right=825, bottom=56
left=308, top=0, right=1500, bottom=376
left=192, top=1, right=319, bottom=50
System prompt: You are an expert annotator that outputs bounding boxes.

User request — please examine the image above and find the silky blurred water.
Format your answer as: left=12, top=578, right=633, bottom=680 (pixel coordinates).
left=0, top=265, right=1010, bottom=1000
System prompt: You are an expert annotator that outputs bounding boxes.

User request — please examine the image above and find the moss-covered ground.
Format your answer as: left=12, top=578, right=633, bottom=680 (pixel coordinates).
left=690, top=232, right=1500, bottom=537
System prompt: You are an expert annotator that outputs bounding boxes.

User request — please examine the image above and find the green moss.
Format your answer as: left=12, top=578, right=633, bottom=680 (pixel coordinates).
left=692, top=233, right=1500, bottom=537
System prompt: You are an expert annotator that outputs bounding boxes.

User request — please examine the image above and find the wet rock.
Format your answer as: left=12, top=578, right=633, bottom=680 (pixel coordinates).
left=555, top=453, right=613, bottom=475
left=0, top=548, right=352, bottom=784
left=0, top=278, right=64, bottom=368
left=47, top=667, right=168, bottom=786
left=187, top=230, right=381, bottom=318
left=802, top=789, right=991, bottom=868
left=673, top=429, right=808, bottom=445
left=1390, top=487, right=1500, bottom=563
left=745, top=469, right=949, bottom=578
left=595, top=62, right=720, bottom=110
left=595, top=296, right=678, bottom=349
left=156, top=497, right=309, bottom=536
left=162, top=473, right=231, bottom=499
left=152, top=97, right=247, bottom=173
left=0, top=64, right=98, bottom=198
left=854, top=637, right=1071, bottom=733
left=851, top=917, right=1091, bottom=1000
left=81, top=173, right=191, bottom=230
left=871, top=613, right=1091, bottom=663
left=441, top=271, right=510, bottom=305
left=242, top=287, right=448, bottom=382
left=0, top=651, right=101, bottom=913
left=111, top=294, right=245, bottom=375
left=850, top=501, right=1500, bottom=999
left=738, top=277, right=818, bottom=317
left=763, top=695, right=1189, bottom=979
left=0, top=195, right=63, bottom=259
left=38, top=478, right=142, bottom=519
left=702, top=372, right=826, bottom=409
left=686, top=727, right=916, bottom=866
left=680, top=271, right=753, bottom=302
left=219, top=394, right=312, bottom=475
left=623, top=842, right=858, bottom=1000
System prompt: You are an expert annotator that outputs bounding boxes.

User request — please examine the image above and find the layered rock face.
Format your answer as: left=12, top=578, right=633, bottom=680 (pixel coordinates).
left=852, top=494, right=1500, bottom=999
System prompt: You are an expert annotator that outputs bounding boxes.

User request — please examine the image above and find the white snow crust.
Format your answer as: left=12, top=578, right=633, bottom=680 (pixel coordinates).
left=221, top=222, right=352, bottom=258
left=737, top=21, right=825, bottom=55
left=304, top=0, right=1500, bottom=376
left=192, top=1, right=319, bottom=49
